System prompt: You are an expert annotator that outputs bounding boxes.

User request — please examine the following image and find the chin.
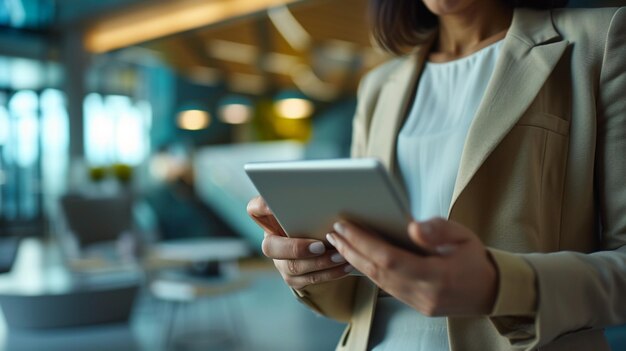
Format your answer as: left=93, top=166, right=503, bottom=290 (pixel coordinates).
left=422, top=0, right=478, bottom=16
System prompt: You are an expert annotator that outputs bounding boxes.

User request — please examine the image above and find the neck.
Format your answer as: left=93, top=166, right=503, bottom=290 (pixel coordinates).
left=437, top=1, right=513, bottom=56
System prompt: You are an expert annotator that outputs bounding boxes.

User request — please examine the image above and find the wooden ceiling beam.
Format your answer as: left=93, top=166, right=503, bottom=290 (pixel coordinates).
left=85, top=0, right=305, bottom=53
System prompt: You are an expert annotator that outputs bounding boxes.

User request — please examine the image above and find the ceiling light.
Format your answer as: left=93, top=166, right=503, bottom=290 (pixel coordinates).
left=218, top=95, right=254, bottom=124
left=219, top=104, right=252, bottom=124
left=274, top=92, right=314, bottom=119
left=177, top=109, right=211, bottom=130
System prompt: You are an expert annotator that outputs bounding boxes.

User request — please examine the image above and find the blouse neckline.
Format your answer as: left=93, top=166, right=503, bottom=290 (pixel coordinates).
left=425, top=39, right=504, bottom=67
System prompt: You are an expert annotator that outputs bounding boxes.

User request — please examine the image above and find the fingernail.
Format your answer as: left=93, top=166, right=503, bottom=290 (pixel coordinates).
left=344, top=264, right=354, bottom=273
left=331, top=253, right=346, bottom=263
left=333, top=222, right=345, bottom=235
left=326, top=233, right=337, bottom=247
left=308, top=242, right=326, bottom=254
left=436, top=244, right=456, bottom=255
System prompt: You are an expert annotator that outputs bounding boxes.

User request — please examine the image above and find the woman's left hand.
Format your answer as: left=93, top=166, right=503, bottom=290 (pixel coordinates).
left=326, top=218, right=498, bottom=317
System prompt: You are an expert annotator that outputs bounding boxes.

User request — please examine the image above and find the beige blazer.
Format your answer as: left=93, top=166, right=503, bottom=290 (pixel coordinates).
left=293, top=6, right=626, bottom=351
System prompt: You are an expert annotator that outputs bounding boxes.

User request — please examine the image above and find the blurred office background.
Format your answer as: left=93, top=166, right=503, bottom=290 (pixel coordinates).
left=0, top=0, right=624, bottom=350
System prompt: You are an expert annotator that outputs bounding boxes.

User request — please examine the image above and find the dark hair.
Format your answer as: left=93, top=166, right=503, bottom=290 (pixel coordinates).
left=370, top=0, right=569, bottom=54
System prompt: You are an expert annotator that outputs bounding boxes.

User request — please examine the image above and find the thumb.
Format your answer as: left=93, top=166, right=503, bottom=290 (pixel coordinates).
left=408, top=218, right=470, bottom=256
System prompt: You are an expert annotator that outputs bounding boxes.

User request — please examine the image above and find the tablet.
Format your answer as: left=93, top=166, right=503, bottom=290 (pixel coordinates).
left=244, top=158, right=414, bottom=249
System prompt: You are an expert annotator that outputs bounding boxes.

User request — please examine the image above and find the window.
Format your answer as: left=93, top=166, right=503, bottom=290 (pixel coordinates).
left=84, top=93, right=151, bottom=167
left=0, top=88, right=70, bottom=224
left=40, top=89, right=69, bottom=212
left=1, top=90, right=40, bottom=220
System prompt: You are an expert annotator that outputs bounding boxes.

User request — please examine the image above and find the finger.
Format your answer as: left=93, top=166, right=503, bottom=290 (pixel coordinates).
left=252, top=213, right=287, bottom=237
left=329, top=221, right=436, bottom=280
left=275, top=251, right=348, bottom=276
left=407, top=222, right=439, bottom=255
left=408, top=219, right=471, bottom=255
left=282, top=264, right=353, bottom=290
left=246, top=196, right=271, bottom=217
left=247, top=196, right=286, bottom=236
left=262, top=234, right=328, bottom=260
left=326, top=231, right=408, bottom=289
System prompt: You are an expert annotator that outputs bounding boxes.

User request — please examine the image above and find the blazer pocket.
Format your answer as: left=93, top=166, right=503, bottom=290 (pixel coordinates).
left=515, top=113, right=570, bottom=136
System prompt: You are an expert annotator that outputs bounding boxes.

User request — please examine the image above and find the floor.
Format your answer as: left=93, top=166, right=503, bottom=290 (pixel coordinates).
left=1, top=262, right=626, bottom=351
left=0, top=266, right=346, bottom=351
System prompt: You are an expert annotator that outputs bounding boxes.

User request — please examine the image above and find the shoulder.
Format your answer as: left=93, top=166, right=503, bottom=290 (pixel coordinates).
left=358, top=55, right=411, bottom=99
left=550, top=6, right=623, bottom=23
left=550, top=7, right=625, bottom=40
left=351, top=55, right=412, bottom=135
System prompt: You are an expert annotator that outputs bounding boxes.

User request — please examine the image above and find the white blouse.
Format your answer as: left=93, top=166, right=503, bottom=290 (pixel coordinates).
left=369, top=40, right=503, bottom=351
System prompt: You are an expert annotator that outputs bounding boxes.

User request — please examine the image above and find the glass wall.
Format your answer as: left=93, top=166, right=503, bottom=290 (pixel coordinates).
left=0, top=54, right=152, bottom=232
left=0, top=55, right=63, bottom=229
left=83, top=93, right=151, bottom=167
left=0, top=87, right=71, bottom=225
left=0, top=90, right=43, bottom=226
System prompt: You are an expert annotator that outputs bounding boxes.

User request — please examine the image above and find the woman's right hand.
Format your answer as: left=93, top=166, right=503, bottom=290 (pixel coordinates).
left=247, top=196, right=353, bottom=290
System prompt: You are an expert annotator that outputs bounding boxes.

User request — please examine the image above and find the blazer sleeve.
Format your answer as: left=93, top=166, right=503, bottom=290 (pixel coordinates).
left=489, top=7, right=626, bottom=350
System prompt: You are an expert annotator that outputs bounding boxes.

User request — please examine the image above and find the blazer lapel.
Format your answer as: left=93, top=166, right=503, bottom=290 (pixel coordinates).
left=366, top=36, right=435, bottom=172
left=449, top=9, right=570, bottom=214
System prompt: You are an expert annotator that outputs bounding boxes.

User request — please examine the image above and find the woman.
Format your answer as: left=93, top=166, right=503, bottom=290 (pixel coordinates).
left=248, top=0, right=626, bottom=350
